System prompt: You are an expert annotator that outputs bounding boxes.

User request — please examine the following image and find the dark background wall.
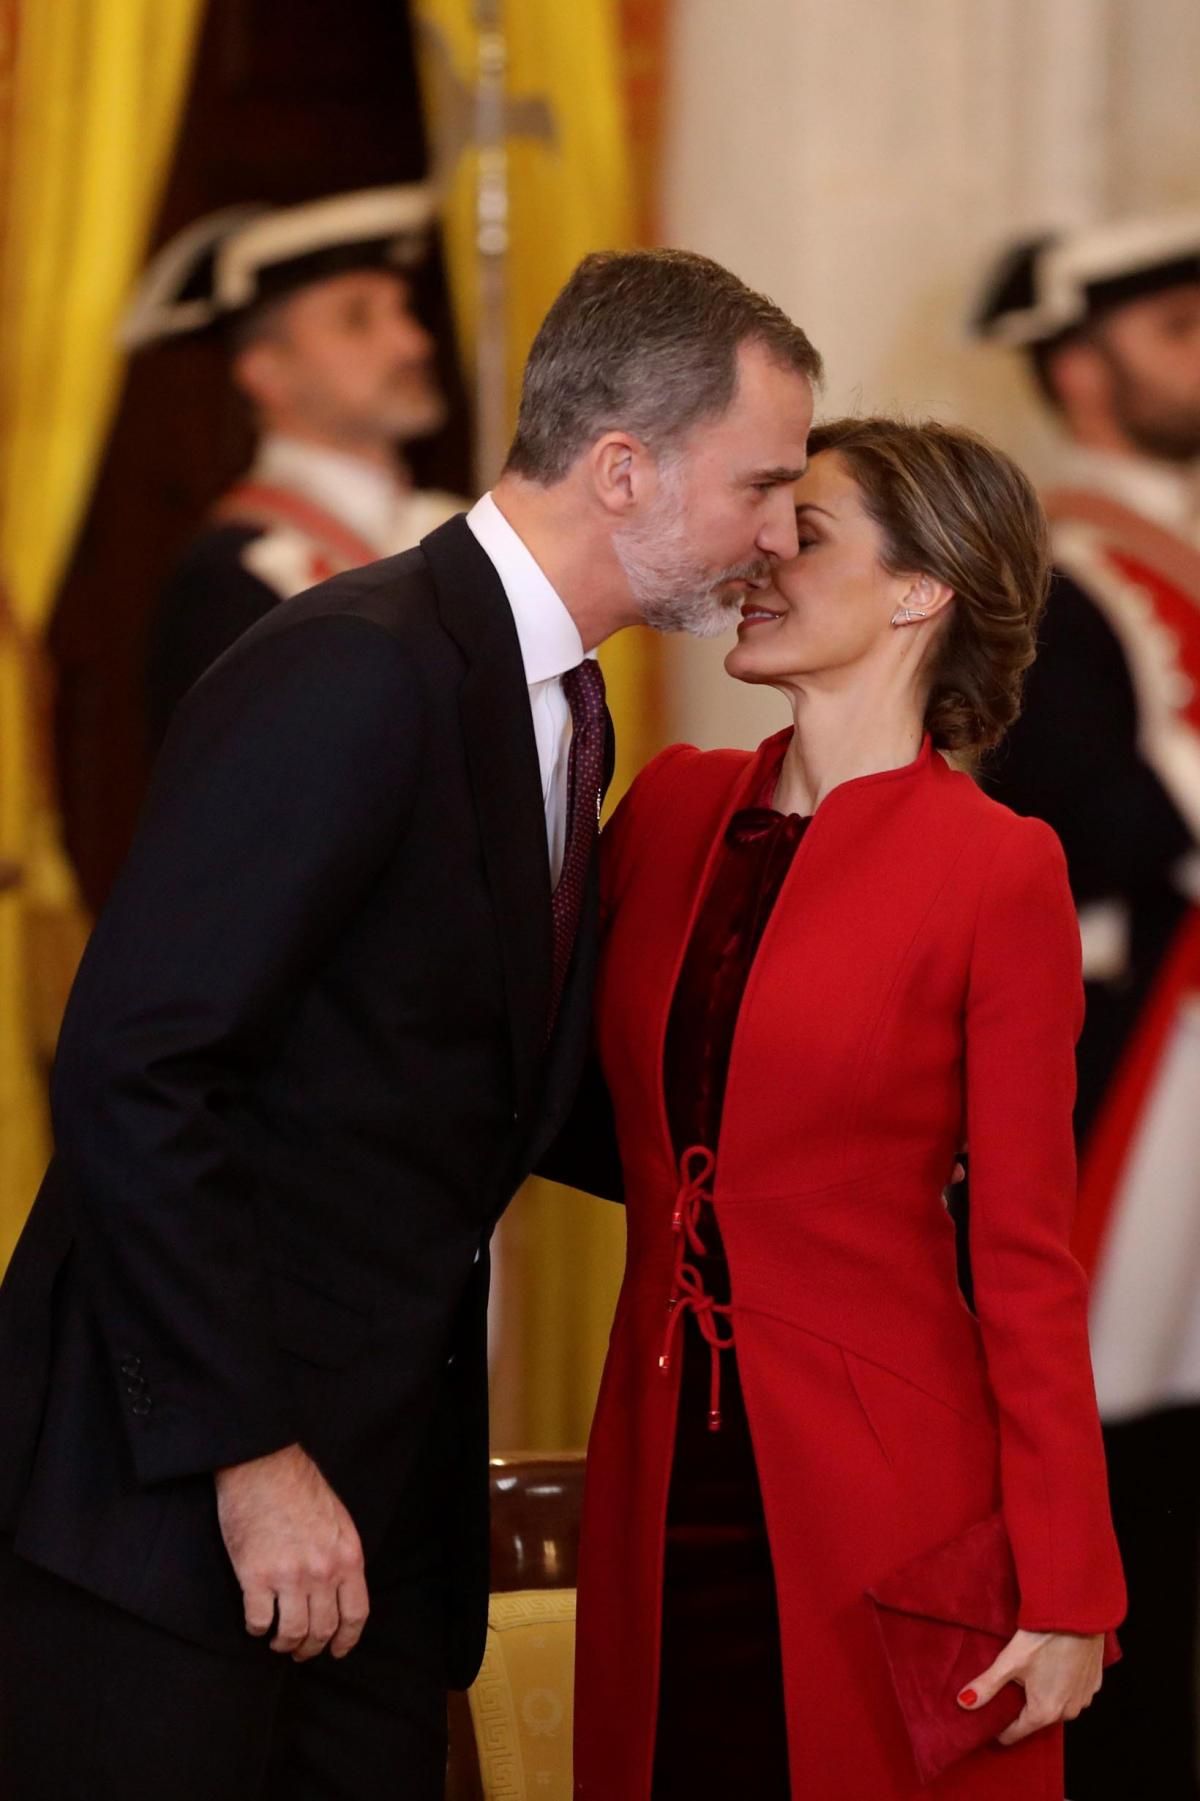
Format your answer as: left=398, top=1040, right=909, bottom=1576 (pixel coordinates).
left=50, top=0, right=471, bottom=912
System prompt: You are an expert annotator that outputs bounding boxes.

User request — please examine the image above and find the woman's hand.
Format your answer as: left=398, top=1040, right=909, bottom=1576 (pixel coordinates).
left=957, top=1628, right=1105, bottom=1745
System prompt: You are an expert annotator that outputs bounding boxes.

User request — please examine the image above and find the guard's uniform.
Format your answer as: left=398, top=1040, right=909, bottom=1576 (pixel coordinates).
left=976, top=219, right=1200, bottom=1801
left=147, top=436, right=464, bottom=743
left=120, top=184, right=468, bottom=745
left=988, top=454, right=1200, bottom=1397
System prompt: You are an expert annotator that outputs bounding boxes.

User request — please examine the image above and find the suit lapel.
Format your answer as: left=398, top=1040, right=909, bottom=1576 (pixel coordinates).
left=423, top=516, right=553, bottom=1116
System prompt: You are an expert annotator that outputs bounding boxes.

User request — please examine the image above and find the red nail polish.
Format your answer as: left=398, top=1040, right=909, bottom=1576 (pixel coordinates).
left=959, top=1688, right=978, bottom=1707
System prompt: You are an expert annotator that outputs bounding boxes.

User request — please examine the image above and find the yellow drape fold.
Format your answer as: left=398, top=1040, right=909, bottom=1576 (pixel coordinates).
left=415, top=0, right=662, bottom=1450
left=0, top=0, right=204, bottom=1263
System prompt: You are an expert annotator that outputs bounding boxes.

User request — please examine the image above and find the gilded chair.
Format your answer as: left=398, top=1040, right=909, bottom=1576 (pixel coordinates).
left=445, top=1452, right=585, bottom=1801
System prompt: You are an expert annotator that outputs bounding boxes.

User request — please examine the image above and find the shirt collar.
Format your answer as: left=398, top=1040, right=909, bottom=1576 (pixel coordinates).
left=252, top=434, right=411, bottom=554
left=1058, top=444, right=1200, bottom=543
left=466, top=491, right=585, bottom=685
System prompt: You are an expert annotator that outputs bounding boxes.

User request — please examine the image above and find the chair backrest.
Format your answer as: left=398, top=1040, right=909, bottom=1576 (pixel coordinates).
left=488, top=1452, right=585, bottom=1591
left=445, top=1452, right=585, bottom=1801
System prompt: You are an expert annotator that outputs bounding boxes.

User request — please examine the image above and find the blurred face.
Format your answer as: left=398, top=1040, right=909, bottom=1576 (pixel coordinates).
left=238, top=269, right=446, bottom=448
left=1094, top=283, right=1200, bottom=461
left=724, top=450, right=919, bottom=687
left=614, top=340, right=813, bottom=636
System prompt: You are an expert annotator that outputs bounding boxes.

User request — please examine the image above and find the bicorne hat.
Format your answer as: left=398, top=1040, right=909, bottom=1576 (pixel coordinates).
left=973, top=212, right=1200, bottom=348
left=122, top=184, right=436, bottom=351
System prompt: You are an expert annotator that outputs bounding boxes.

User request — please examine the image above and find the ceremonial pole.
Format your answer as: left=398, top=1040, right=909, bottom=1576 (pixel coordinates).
left=472, top=0, right=510, bottom=491
left=413, top=0, right=554, bottom=487
left=467, top=0, right=514, bottom=1400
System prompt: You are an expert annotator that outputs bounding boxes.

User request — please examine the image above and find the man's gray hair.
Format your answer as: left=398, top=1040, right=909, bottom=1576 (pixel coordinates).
left=504, top=249, right=822, bottom=484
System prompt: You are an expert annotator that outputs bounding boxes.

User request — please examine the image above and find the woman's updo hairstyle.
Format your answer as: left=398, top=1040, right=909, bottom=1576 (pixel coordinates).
left=805, top=416, right=1050, bottom=763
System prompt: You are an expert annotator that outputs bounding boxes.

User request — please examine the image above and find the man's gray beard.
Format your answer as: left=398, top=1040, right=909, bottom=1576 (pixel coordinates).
left=641, top=579, right=747, bottom=639
left=614, top=495, right=769, bottom=640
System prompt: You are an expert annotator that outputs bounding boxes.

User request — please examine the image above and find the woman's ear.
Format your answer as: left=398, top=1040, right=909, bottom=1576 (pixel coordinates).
left=913, top=573, right=955, bottom=621
left=891, top=574, right=954, bottom=628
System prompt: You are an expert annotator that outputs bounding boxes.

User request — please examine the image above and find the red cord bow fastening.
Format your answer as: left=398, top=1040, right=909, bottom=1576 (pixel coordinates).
left=659, top=1145, right=735, bottom=1430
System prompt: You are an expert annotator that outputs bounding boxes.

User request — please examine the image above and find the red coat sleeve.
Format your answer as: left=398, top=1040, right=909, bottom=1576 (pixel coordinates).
left=600, top=744, right=694, bottom=928
left=965, top=815, right=1126, bottom=1633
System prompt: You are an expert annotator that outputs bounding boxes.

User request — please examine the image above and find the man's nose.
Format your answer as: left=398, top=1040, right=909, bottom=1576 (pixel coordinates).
left=392, top=312, right=435, bottom=362
left=757, top=491, right=800, bottom=562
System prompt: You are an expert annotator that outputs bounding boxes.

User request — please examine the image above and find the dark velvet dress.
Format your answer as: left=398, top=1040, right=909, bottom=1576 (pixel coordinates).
left=652, top=798, right=809, bottom=1797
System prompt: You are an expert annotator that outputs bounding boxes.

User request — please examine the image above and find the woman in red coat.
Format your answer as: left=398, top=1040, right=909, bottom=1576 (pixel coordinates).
left=573, top=418, right=1125, bottom=1799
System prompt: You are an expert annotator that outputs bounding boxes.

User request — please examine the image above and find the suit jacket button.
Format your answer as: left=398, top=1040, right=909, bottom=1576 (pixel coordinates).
left=130, top=1395, right=153, bottom=1418
left=119, top=1355, right=142, bottom=1378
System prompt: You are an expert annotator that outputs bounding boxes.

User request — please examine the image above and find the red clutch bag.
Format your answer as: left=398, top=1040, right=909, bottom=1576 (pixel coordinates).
left=866, top=1512, right=1120, bottom=1785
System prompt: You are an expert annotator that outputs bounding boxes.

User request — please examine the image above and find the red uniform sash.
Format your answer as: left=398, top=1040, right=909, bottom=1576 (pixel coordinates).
left=211, top=479, right=380, bottom=583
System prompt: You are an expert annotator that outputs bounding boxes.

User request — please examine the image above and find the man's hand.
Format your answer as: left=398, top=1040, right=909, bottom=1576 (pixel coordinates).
left=215, top=1443, right=369, bottom=1660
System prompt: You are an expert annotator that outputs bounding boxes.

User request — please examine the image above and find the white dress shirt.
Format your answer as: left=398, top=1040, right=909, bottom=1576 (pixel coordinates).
left=466, top=492, right=589, bottom=884
left=252, top=433, right=464, bottom=555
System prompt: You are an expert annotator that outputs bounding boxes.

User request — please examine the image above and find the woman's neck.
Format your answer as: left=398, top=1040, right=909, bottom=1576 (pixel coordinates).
left=771, top=680, right=926, bottom=816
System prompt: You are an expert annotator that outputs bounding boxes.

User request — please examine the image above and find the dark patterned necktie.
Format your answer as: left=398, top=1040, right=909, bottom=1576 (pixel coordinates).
left=548, top=658, right=608, bottom=1032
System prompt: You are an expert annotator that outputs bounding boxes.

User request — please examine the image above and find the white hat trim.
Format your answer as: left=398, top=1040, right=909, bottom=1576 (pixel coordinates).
left=216, top=184, right=436, bottom=309
left=120, top=204, right=267, bottom=350
left=989, top=210, right=1200, bottom=347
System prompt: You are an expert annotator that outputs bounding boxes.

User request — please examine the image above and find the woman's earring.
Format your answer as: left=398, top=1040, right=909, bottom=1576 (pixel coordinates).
left=893, top=578, right=929, bottom=627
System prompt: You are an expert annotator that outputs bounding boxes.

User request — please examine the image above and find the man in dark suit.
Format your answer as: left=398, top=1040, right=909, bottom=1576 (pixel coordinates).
left=0, top=248, right=818, bottom=1800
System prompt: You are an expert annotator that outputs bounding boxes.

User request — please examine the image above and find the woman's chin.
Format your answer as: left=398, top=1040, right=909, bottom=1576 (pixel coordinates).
left=724, top=641, right=775, bottom=684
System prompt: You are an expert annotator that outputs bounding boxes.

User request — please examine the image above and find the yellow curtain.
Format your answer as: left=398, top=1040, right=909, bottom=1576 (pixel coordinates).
left=0, top=0, right=205, bottom=1265
left=415, top=0, right=664, bottom=1449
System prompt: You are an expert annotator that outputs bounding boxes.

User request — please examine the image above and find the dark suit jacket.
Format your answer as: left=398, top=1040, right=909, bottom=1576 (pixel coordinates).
left=0, top=516, right=610, bottom=1686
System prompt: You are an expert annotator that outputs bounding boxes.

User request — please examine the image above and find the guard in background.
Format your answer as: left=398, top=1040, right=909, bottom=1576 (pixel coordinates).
left=124, top=186, right=468, bottom=745
left=975, top=214, right=1200, bottom=1801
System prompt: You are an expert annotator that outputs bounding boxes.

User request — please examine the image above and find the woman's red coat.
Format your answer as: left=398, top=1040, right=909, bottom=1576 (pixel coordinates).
left=574, top=733, right=1125, bottom=1800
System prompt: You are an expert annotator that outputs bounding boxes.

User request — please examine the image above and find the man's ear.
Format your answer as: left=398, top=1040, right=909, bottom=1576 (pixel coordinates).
left=231, top=338, right=285, bottom=413
left=586, top=431, right=654, bottom=520
left=1045, top=336, right=1112, bottom=423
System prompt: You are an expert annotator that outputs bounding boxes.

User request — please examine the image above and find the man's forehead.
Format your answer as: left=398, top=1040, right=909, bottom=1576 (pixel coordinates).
left=292, top=267, right=411, bottom=312
left=729, top=346, right=812, bottom=406
left=1139, top=281, right=1200, bottom=317
left=686, top=406, right=809, bottom=476
left=730, top=364, right=814, bottom=445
